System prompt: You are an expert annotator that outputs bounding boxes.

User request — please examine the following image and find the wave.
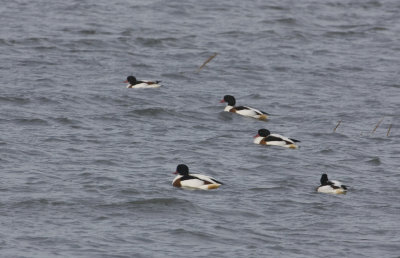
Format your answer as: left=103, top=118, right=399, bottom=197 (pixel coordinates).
left=13, top=118, right=49, bottom=126
left=0, top=96, right=30, bottom=104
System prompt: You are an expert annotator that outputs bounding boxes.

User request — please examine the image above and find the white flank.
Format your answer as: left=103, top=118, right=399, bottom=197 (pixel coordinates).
left=317, top=185, right=336, bottom=193
left=317, top=185, right=346, bottom=194
left=127, top=82, right=161, bottom=88
left=236, top=108, right=260, bottom=118
left=180, top=178, right=208, bottom=188
left=173, top=174, right=221, bottom=190
left=254, top=134, right=298, bottom=148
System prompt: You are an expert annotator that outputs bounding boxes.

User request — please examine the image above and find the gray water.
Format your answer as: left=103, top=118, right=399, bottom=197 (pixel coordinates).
left=1, top=0, right=400, bottom=257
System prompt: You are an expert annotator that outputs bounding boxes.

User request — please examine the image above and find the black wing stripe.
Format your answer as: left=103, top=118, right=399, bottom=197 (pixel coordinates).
left=265, top=135, right=284, bottom=142
left=180, top=175, right=199, bottom=182
left=211, top=178, right=223, bottom=185
left=234, top=106, right=250, bottom=111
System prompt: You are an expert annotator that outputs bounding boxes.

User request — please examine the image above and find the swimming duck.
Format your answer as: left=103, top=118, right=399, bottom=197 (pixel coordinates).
left=317, top=174, right=347, bottom=194
left=172, top=164, right=223, bottom=190
left=220, top=95, right=268, bottom=120
left=253, top=129, right=300, bottom=149
left=124, top=76, right=161, bottom=88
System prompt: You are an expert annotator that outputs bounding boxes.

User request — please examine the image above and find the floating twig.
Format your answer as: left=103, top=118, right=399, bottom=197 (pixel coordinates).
left=372, top=117, right=384, bottom=134
left=196, top=53, right=218, bottom=72
left=387, top=124, right=392, bottom=137
left=333, top=120, right=342, bottom=132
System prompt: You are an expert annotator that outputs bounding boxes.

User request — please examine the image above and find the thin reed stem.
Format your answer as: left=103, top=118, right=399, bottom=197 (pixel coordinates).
left=372, top=117, right=384, bottom=134
left=333, top=120, right=341, bottom=132
left=387, top=124, right=392, bottom=137
left=197, top=53, right=218, bottom=72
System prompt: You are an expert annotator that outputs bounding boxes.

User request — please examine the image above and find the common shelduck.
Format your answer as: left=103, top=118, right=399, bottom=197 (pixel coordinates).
left=317, top=174, right=348, bottom=194
left=253, top=129, right=300, bottom=149
left=172, top=164, right=223, bottom=190
left=124, top=76, right=161, bottom=88
left=220, top=95, right=268, bottom=120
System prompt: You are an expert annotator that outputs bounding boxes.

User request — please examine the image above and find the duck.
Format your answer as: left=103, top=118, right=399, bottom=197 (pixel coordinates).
left=124, top=76, right=161, bottom=88
left=253, top=129, right=300, bottom=149
left=317, top=174, right=348, bottom=194
left=220, top=95, right=268, bottom=120
left=172, top=164, right=223, bottom=190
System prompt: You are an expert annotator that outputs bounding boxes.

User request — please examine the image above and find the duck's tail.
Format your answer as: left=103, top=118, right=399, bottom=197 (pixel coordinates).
left=258, top=114, right=268, bottom=121
left=207, top=184, right=221, bottom=190
left=335, top=188, right=347, bottom=194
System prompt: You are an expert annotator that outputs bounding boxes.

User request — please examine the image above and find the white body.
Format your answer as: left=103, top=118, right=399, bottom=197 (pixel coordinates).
left=172, top=173, right=221, bottom=190
left=254, top=133, right=298, bottom=149
left=126, top=81, right=161, bottom=88
left=317, top=180, right=347, bottom=194
left=224, top=105, right=267, bottom=120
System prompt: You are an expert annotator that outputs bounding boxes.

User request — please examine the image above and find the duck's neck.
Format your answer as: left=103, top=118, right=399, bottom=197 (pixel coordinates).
left=224, top=105, right=234, bottom=112
left=253, top=136, right=264, bottom=144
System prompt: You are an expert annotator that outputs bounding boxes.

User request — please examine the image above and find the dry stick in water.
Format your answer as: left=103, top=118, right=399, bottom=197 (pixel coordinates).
left=372, top=117, right=385, bottom=134
left=197, top=53, right=218, bottom=72
left=333, top=120, right=342, bottom=132
left=387, top=124, right=392, bottom=136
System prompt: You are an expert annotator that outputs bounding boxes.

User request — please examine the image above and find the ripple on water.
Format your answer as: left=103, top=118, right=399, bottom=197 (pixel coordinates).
left=96, top=198, right=198, bottom=213
left=13, top=118, right=49, bottom=126
left=50, top=117, right=81, bottom=125
left=136, top=37, right=166, bottom=47
left=127, top=107, right=182, bottom=118
left=366, top=157, right=381, bottom=166
left=0, top=96, right=31, bottom=104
